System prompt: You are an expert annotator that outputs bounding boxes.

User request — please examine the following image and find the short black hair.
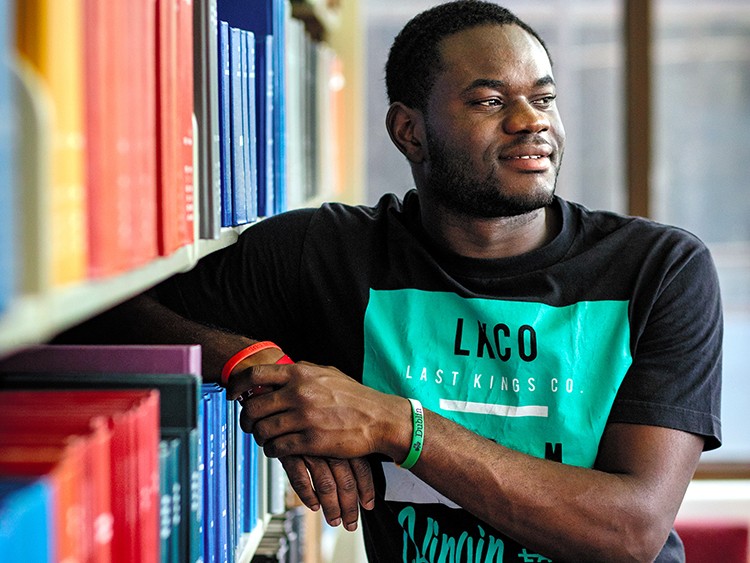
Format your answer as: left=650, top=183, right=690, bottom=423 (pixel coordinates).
left=385, top=0, right=551, bottom=111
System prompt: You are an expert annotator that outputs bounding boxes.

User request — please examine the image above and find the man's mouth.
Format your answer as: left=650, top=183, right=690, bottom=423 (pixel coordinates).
left=502, top=153, right=552, bottom=171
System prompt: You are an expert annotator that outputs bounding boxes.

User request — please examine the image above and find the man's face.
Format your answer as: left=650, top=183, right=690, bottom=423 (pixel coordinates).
left=421, top=24, right=565, bottom=218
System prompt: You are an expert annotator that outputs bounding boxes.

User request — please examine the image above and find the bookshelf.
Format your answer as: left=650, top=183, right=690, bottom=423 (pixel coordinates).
left=0, top=0, right=361, bottom=360
left=0, top=0, right=362, bottom=562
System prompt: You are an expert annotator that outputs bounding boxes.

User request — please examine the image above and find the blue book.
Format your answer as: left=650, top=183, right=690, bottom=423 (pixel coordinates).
left=217, top=0, right=284, bottom=216
left=0, top=0, right=15, bottom=315
left=262, top=33, right=275, bottom=217
left=217, top=388, right=229, bottom=563
left=202, top=388, right=217, bottom=563
left=272, top=0, right=287, bottom=215
left=195, top=391, right=205, bottom=562
left=246, top=33, right=259, bottom=222
left=231, top=402, right=244, bottom=545
left=243, top=435, right=260, bottom=533
left=248, top=32, right=270, bottom=219
left=243, top=30, right=258, bottom=222
left=0, top=478, right=52, bottom=562
left=218, top=21, right=233, bottom=227
left=201, top=383, right=231, bottom=563
left=229, top=26, right=248, bottom=225
left=240, top=30, right=258, bottom=221
left=242, top=433, right=252, bottom=533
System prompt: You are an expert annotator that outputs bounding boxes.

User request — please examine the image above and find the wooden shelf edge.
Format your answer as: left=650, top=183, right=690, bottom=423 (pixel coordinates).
left=0, top=227, right=244, bottom=358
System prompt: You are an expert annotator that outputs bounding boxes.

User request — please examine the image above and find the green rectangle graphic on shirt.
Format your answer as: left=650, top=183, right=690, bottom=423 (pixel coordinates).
left=362, top=289, right=632, bottom=468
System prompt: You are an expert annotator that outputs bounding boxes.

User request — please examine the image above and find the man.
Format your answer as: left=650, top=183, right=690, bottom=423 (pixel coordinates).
left=98, top=1, right=722, bottom=561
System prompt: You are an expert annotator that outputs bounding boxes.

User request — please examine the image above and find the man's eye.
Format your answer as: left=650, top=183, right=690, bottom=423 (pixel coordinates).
left=534, top=95, right=557, bottom=107
left=476, top=99, right=503, bottom=108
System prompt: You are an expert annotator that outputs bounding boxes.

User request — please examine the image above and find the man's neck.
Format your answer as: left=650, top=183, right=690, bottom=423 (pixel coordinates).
left=419, top=199, right=560, bottom=259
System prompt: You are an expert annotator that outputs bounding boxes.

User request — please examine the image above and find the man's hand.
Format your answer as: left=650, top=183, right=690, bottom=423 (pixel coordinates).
left=226, top=361, right=412, bottom=462
left=225, top=359, right=382, bottom=531
left=280, top=455, right=375, bottom=531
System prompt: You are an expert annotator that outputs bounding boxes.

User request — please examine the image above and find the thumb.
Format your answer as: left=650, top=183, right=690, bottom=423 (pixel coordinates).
left=225, top=363, right=291, bottom=401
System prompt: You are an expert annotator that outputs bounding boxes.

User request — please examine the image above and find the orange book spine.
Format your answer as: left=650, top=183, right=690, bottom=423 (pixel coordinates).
left=128, top=0, right=158, bottom=269
left=17, top=0, right=88, bottom=285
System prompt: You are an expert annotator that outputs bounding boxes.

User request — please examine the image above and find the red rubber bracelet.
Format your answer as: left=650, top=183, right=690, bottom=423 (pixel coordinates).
left=221, top=341, right=285, bottom=385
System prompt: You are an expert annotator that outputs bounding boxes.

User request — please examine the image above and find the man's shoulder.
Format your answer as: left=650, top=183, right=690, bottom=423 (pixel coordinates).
left=562, top=198, right=709, bottom=254
left=289, top=191, right=413, bottom=238
left=314, top=191, right=410, bottom=220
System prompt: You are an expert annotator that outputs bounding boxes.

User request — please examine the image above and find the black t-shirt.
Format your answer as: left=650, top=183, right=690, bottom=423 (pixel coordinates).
left=158, top=191, right=722, bottom=562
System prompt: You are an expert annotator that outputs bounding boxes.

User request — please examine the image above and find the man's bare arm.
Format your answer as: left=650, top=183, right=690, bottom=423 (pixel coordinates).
left=409, top=413, right=703, bottom=562
left=58, top=293, right=269, bottom=381
left=57, top=293, right=376, bottom=530
left=234, top=361, right=704, bottom=562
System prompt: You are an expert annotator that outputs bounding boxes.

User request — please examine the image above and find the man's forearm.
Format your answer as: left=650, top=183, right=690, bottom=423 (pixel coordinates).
left=55, top=292, right=259, bottom=382
left=56, top=293, right=375, bottom=530
left=406, top=410, right=703, bottom=562
left=236, top=362, right=704, bottom=562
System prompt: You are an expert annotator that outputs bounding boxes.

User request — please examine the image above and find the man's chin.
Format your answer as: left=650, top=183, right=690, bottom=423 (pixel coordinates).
left=451, top=191, right=555, bottom=219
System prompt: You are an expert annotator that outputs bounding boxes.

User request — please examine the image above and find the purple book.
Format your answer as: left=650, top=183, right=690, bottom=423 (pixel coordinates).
left=0, top=344, right=202, bottom=376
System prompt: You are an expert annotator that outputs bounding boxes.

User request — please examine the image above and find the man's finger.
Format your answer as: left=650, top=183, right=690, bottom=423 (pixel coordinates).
left=349, top=457, right=375, bottom=511
left=303, top=456, right=343, bottom=528
left=280, top=456, right=320, bottom=512
left=327, top=458, right=361, bottom=531
left=225, top=363, right=291, bottom=401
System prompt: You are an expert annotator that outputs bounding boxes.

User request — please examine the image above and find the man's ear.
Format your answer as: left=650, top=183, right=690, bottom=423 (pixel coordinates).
left=386, top=102, right=426, bottom=163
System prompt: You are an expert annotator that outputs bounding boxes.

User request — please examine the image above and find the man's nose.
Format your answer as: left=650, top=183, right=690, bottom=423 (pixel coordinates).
left=502, top=100, right=550, bottom=134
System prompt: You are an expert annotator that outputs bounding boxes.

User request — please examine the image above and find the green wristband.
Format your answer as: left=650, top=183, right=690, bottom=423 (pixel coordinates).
left=399, top=398, right=424, bottom=470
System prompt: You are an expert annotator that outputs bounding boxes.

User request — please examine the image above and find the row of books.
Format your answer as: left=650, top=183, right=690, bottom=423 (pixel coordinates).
left=0, top=388, right=162, bottom=563
left=0, top=344, right=292, bottom=563
left=285, top=15, right=345, bottom=210
left=0, top=0, right=344, bottom=320
left=213, top=3, right=345, bottom=226
left=14, top=0, right=194, bottom=286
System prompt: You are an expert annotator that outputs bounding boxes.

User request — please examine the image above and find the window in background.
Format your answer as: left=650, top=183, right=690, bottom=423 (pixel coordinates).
left=654, top=0, right=750, bottom=464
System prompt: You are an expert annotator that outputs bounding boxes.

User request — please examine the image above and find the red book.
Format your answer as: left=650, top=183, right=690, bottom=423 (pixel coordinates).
left=0, top=390, right=160, bottom=563
left=84, top=0, right=119, bottom=278
left=156, top=0, right=179, bottom=256
left=110, top=0, right=137, bottom=270
left=130, top=0, right=158, bottom=268
left=0, top=439, right=87, bottom=563
left=0, top=344, right=203, bottom=563
left=177, top=0, right=195, bottom=248
left=0, top=419, right=113, bottom=563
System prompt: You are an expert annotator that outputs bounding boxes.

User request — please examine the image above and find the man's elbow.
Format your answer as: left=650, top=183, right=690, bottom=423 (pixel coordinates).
left=610, top=506, right=676, bottom=563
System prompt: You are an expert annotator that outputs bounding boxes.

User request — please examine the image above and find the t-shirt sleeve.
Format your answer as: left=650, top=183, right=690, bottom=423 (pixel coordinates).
left=154, top=208, right=316, bottom=350
left=608, top=240, right=723, bottom=451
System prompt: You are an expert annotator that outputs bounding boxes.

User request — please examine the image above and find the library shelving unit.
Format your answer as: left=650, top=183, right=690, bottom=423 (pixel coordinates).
left=0, top=0, right=363, bottom=361
left=0, top=0, right=363, bottom=562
